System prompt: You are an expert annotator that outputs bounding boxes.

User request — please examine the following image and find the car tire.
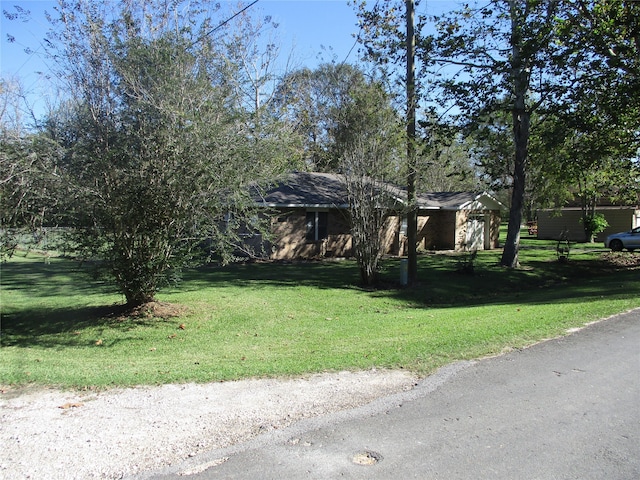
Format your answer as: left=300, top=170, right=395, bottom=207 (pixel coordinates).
left=610, top=239, right=624, bottom=252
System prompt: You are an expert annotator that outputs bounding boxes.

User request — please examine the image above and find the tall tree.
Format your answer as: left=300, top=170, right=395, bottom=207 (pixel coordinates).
left=353, top=0, right=421, bottom=281
left=337, top=80, right=404, bottom=285
left=553, top=0, right=640, bottom=235
left=405, top=0, right=418, bottom=284
left=430, top=0, right=640, bottom=261
left=36, top=0, right=297, bottom=306
left=273, top=63, right=369, bottom=171
left=427, top=0, right=569, bottom=267
left=356, top=0, right=638, bottom=265
left=519, top=0, right=640, bottom=240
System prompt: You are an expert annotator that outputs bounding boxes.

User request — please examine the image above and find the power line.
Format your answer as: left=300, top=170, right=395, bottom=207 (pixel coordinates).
left=338, top=0, right=380, bottom=67
left=191, top=0, right=260, bottom=47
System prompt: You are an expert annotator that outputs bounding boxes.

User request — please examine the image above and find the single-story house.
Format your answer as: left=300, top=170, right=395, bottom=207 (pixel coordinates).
left=248, top=172, right=503, bottom=260
left=537, top=206, right=640, bottom=242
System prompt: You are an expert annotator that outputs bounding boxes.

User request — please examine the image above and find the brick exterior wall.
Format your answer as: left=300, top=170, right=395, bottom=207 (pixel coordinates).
left=260, top=207, right=501, bottom=260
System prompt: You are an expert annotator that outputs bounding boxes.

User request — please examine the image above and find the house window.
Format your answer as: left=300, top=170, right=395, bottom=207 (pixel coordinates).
left=306, top=211, right=328, bottom=242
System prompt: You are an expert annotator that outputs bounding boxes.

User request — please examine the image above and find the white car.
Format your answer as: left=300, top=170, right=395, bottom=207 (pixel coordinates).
left=605, top=226, right=640, bottom=252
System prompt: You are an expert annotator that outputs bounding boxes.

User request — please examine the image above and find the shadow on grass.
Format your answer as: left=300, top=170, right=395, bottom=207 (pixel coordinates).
left=1, top=256, right=115, bottom=299
left=175, top=260, right=362, bottom=292
left=0, top=304, right=167, bottom=348
left=384, top=252, right=640, bottom=308
left=2, top=251, right=638, bottom=349
left=176, top=252, right=639, bottom=310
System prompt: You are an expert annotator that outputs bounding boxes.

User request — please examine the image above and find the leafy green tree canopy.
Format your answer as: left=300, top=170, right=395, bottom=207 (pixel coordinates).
left=9, top=0, right=300, bottom=305
left=355, top=0, right=639, bottom=266
left=273, top=63, right=373, bottom=172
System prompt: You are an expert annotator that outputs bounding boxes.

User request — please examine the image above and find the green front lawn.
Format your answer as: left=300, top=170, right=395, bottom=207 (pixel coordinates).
left=1, top=240, right=638, bottom=389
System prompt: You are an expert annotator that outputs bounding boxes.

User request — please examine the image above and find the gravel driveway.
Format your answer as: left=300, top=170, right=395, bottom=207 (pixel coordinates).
left=0, top=369, right=418, bottom=479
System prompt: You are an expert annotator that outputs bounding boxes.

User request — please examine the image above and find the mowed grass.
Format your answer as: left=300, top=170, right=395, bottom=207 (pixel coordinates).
left=1, top=237, right=639, bottom=389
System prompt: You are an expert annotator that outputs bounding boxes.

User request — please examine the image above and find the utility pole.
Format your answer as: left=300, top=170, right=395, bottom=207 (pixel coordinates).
left=406, top=0, right=418, bottom=284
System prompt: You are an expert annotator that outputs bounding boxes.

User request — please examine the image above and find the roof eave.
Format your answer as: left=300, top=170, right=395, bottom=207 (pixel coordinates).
left=260, top=202, right=349, bottom=209
left=457, top=192, right=504, bottom=211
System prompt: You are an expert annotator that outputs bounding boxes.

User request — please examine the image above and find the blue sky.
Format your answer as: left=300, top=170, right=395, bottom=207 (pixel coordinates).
left=1, top=1, right=362, bottom=115
left=1, top=0, right=456, bottom=119
left=1, top=1, right=361, bottom=73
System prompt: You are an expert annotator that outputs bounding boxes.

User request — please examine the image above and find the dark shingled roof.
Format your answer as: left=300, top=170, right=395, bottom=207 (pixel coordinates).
left=255, top=172, right=349, bottom=207
left=253, top=172, right=502, bottom=211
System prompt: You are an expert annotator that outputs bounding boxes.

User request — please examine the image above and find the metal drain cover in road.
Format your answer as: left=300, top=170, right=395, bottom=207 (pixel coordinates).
left=352, top=450, right=383, bottom=465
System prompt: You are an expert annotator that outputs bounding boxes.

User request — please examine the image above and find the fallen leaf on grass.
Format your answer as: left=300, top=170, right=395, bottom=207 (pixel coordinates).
left=95, top=339, right=103, bottom=346
left=178, top=323, right=186, bottom=330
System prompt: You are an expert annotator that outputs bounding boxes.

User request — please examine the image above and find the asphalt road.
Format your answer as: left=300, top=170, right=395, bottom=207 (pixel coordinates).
left=145, top=309, right=640, bottom=480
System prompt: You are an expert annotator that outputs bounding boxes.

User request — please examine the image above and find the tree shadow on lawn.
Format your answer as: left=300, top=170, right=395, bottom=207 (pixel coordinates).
left=0, top=257, right=114, bottom=299
left=177, top=254, right=639, bottom=310
left=176, top=259, right=362, bottom=292
left=1, top=303, right=181, bottom=348
left=387, top=254, right=640, bottom=309
left=3, top=253, right=637, bottom=349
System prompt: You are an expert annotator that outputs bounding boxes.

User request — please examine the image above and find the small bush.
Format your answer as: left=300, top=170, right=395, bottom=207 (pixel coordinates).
left=456, top=249, right=478, bottom=274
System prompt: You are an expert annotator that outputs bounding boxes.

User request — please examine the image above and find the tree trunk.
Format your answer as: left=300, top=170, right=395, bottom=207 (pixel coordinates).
left=501, top=1, right=530, bottom=268
left=406, top=0, right=418, bottom=284
left=501, top=122, right=527, bottom=267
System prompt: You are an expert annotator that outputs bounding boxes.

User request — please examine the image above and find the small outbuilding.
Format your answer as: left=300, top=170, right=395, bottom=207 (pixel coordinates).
left=249, top=172, right=503, bottom=260
left=536, top=206, right=640, bottom=242
left=412, top=191, right=503, bottom=253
